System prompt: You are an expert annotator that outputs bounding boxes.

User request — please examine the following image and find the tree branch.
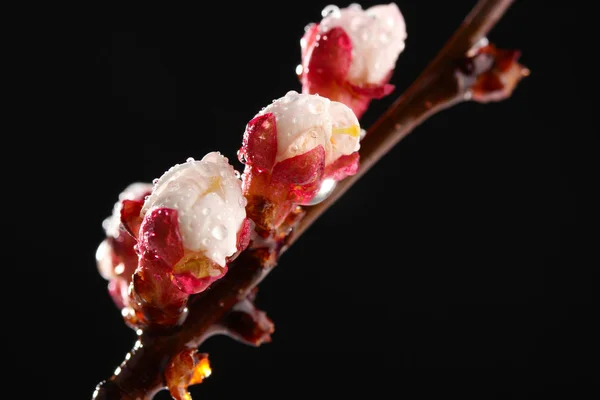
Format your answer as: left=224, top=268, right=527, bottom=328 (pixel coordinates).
left=92, top=1, right=524, bottom=398
left=289, top=0, right=518, bottom=245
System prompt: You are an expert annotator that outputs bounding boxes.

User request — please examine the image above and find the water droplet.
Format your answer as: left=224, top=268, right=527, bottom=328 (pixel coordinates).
left=152, top=178, right=159, bottom=185
left=234, top=170, right=241, bottom=179
left=304, top=23, right=315, bottom=32
left=202, top=207, right=210, bottom=216
left=237, top=149, right=247, bottom=164
left=291, top=144, right=299, bottom=153
left=302, top=178, right=337, bottom=206
left=295, top=64, right=303, bottom=76
left=308, top=101, right=324, bottom=114
left=202, top=238, right=212, bottom=247
left=349, top=3, right=362, bottom=10
left=361, top=29, right=370, bottom=42
left=359, top=128, right=367, bottom=141
left=310, top=130, right=318, bottom=138
left=211, top=225, right=228, bottom=240
left=186, top=157, right=195, bottom=163
left=350, top=17, right=362, bottom=32
left=321, top=5, right=340, bottom=18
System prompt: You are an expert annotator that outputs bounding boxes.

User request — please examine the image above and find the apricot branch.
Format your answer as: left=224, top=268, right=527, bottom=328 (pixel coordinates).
left=92, top=0, right=525, bottom=398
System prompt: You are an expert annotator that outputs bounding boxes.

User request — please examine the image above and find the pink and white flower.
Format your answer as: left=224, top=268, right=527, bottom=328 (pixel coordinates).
left=239, top=91, right=361, bottom=231
left=133, top=152, right=251, bottom=300
left=96, top=182, right=153, bottom=309
left=299, top=3, right=407, bottom=119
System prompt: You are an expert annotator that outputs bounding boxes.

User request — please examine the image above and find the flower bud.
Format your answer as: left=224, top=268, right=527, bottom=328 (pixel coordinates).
left=96, top=182, right=152, bottom=309
left=239, top=91, right=360, bottom=231
left=299, top=3, right=407, bottom=119
left=136, top=152, right=250, bottom=295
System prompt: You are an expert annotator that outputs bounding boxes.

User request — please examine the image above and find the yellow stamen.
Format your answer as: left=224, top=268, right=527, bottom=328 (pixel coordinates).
left=332, top=125, right=360, bottom=138
left=206, top=176, right=221, bottom=193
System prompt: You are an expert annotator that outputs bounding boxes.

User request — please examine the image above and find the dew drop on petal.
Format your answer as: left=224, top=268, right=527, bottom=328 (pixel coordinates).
left=200, top=163, right=212, bottom=173
left=152, top=178, right=159, bottom=185
left=321, top=5, right=340, bottom=18
left=350, top=17, right=362, bottom=32
left=308, top=101, right=324, bottom=114
left=211, top=225, right=228, bottom=240
left=201, top=207, right=211, bottom=216
left=386, top=16, right=395, bottom=28
left=234, top=170, right=241, bottom=179
left=359, top=128, right=367, bottom=141
left=361, top=29, right=370, bottom=42
left=303, top=178, right=337, bottom=206
left=202, top=238, right=212, bottom=247
left=186, top=157, right=195, bottom=163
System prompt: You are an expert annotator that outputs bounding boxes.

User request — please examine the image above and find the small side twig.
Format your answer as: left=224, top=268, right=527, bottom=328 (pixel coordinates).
left=92, top=1, right=524, bottom=398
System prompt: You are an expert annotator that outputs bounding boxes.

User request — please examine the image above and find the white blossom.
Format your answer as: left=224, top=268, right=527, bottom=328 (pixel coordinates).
left=319, top=3, right=407, bottom=84
left=258, top=91, right=360, bottom=165
left=141, top=152, right=246, bottom=267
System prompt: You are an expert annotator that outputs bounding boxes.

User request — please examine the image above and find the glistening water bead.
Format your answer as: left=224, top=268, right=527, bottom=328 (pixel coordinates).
left=303, top=122, right=367, bottom=206
left=302, top=178, right=337, bottom=206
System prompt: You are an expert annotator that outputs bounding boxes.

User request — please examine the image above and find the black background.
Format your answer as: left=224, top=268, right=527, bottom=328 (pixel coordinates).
left=11, top=1, right=596, bottom=398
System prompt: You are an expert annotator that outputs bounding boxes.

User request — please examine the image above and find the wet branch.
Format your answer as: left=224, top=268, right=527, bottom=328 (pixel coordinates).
left=92, top=0, right=525, bottom=398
